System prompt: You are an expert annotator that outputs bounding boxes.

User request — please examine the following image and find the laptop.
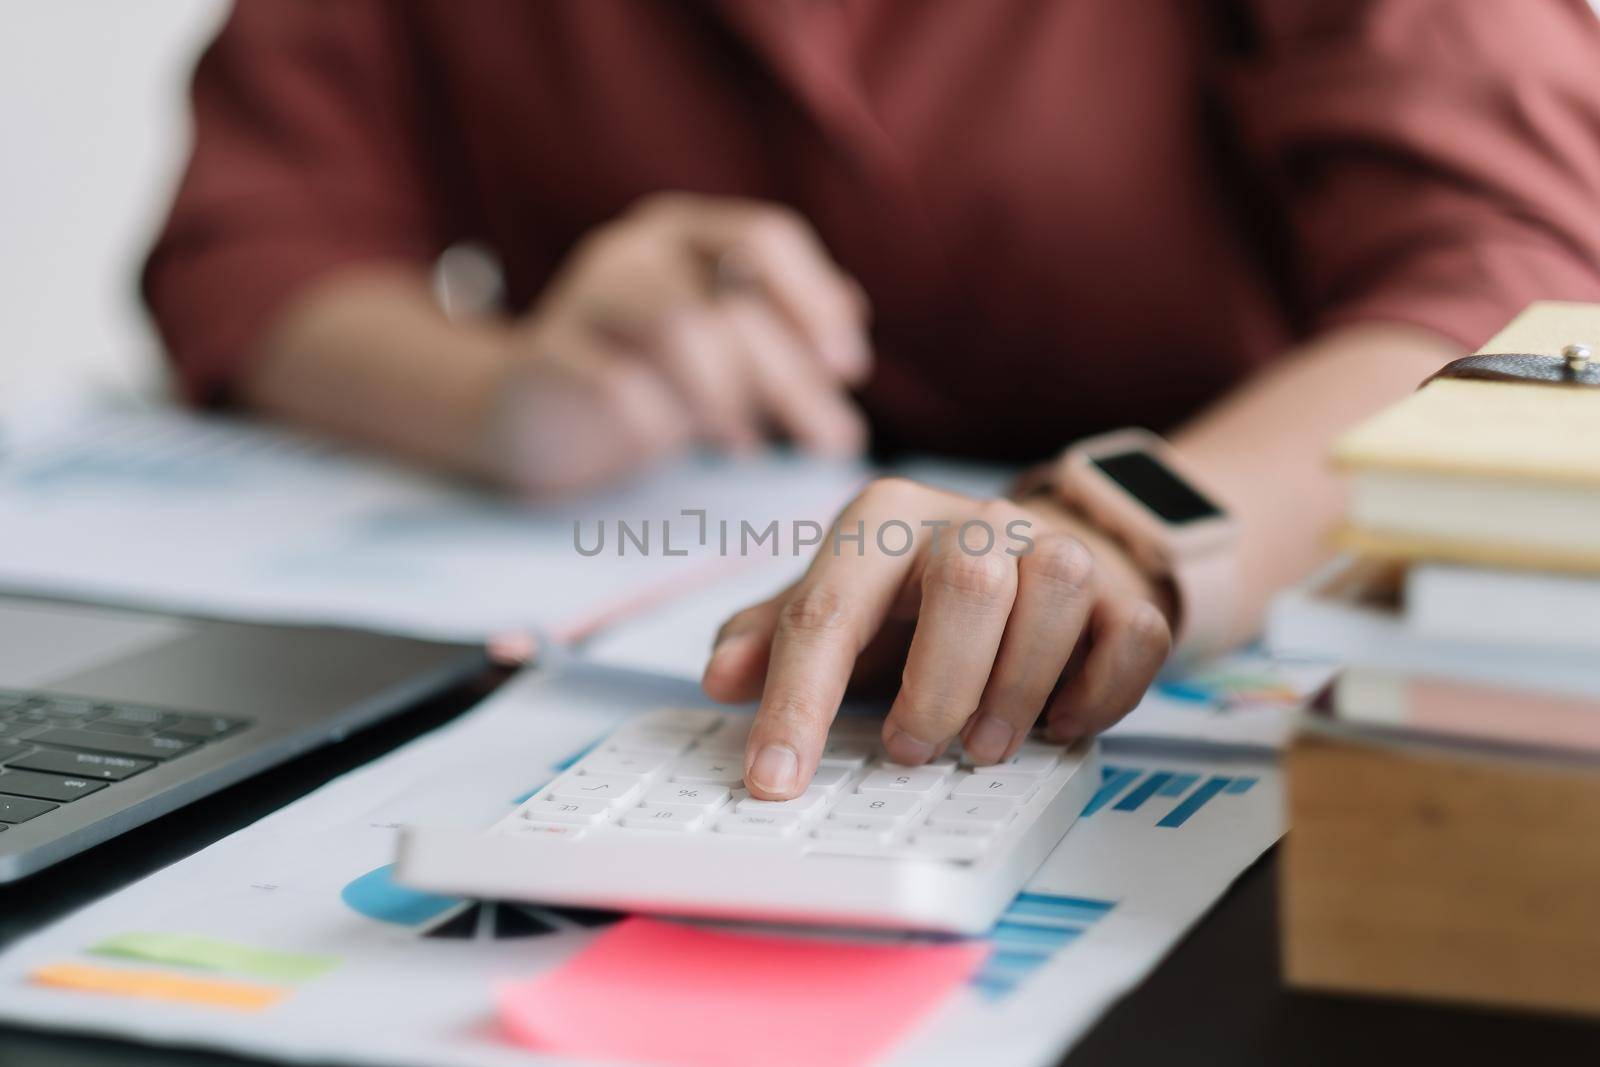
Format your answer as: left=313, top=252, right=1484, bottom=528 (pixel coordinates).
left=0, top=593, right=487, bottom=881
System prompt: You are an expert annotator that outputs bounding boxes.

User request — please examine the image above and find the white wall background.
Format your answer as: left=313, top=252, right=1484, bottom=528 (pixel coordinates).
left=0, top=1, right=227, bottom=419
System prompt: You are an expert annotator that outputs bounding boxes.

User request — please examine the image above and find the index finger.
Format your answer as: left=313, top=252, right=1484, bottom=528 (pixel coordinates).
left=678, top=200, right=872, bottom=383
left=743, top=479, right=948, bottom=799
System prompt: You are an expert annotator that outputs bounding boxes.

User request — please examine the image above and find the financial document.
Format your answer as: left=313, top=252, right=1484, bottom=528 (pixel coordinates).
left=0, top=664, right=1286, bottom=1067
left=0, top=406, right=866, bottom=642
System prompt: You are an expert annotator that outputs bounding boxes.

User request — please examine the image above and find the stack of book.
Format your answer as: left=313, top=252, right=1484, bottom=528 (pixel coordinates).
left=1271, top=302, right=1600, bottom=1016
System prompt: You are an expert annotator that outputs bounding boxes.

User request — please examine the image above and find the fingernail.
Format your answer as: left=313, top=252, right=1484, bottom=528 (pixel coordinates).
left=884, top=727, right=937, bottom=765
left=967, top=715, right=1015, bottom=762
left=748, top=743, right=798, bottom=795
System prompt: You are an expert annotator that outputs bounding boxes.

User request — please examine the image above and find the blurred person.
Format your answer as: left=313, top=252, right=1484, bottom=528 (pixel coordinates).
left=146, top=2, right=1600, bottom=797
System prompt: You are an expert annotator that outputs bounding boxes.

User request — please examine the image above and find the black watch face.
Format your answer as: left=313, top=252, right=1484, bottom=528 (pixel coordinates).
left=1090, top=450, right=1221, bottom=525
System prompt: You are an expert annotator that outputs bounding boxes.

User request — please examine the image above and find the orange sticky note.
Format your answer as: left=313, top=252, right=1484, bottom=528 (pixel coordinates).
left=31, top=962, right=286, bottom=1012
left=498, top=918, right=987, bottom=1067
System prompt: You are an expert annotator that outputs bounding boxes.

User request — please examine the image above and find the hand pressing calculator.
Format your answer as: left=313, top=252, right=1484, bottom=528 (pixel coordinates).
left=396, top=708, right=1098, bottom=934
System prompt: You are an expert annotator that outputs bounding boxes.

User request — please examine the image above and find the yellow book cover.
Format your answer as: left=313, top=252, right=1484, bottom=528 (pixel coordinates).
left=1331, top=302, right=1600, bottom=572
left=1333, top=377, right=1600, bottom=488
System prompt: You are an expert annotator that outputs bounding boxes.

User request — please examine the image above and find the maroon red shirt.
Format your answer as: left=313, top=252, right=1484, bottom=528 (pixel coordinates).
left=145, top=0, right=1600, bottom=461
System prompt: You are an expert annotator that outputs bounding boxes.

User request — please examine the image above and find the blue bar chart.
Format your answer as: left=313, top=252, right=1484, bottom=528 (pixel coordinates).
left=1082, top=765, right=1260, bottom=828
left=1081, top=767, right=1142, bottom=815
left=972, top=892, right=1116, bottom=999
left=1156, top=776, right=1232, bottom=828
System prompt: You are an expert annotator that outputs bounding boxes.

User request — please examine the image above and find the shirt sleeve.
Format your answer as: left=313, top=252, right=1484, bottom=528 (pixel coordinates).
left=143, top=0, right=452, bottom=403
left=1224, top=0, right=1600, bottom=349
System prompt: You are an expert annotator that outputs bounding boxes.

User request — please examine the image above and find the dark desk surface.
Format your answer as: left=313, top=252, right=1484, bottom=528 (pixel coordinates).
left=2, top=674, right=1597, bottom=1067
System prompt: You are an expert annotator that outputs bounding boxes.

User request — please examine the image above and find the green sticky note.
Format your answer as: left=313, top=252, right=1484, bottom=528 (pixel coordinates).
left=89, top=933, right=339, bottom=983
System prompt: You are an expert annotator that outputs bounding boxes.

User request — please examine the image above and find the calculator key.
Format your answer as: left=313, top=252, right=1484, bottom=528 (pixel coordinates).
left=926, top=798, right=1015, bottom=827
left=499, top=822, right=585, bottom=841
left=811, top=820, right=894, bottom=846
left=6, top=748, right=152, bottom=781
left=737, top=788, right=827, bottom=817
left=831, top=793, right=919, bottom=822
left=818, top=738, right=874, bottom=767
left=807, top=765, right=852, bottom=793
left=0, top=795, right=57, bottom=823
left=671, top=755, right=744, bottom=785
left=950, top=773, right=1035, bottom=801
left=607, top=728, right=695, bottom=756
left=694, top=722, right=748, bottom=755
left=916, top=823, right=995, bottom=840
left=695, top=737, right=746, bottom=758
left=642, top=783, right=730, bottom=810
left=579, top=750, right=671, bottom=777
left=882, top=757, right=957, bottom=776
left=620, top=806, right=704, bottom=831
left=716, top=812, right=801, bottom=837
left=634, top=708, right=723, bottom=734
left=0, top=770, right=108, bottom=803
left=547, top=773, right=643, bottom=807
left=28, top=729, right=195, bottom=761
left=908, top=827, right=994, bottom=860
left=972, top=745, right=1061, bottom=776
left=826, top=717, right=883, bottom=740
left=525, top=798, right=610, bottom=824
left=858, top=768, right=946, bottom=797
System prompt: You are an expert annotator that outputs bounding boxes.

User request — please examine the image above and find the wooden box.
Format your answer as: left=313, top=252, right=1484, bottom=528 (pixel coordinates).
left=1282, top=733, right=1600, bottom=1016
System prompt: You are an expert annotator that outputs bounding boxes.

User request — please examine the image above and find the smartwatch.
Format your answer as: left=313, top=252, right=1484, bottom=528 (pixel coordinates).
left=1040, top=429, right=1238, bottom=662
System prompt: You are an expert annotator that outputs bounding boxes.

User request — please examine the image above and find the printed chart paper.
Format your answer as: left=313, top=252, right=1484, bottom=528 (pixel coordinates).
left=0, top=664, right=1287, bottom=1067
left=0, top=406, right=865, bottom=642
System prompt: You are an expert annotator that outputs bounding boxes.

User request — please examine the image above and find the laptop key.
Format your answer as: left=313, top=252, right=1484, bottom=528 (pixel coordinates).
left=84, top=721, right=160, bottom=736
left=8, top=748, right=152, bottom=781
left=0, top=795, right=58, bottom=823
left=97, top=706, right=174, bottom=729
left=0, top=723, right=44, bottom=741
left=39, top=698, right=98, bottom=717
left=0, top=770, right=108, bottom=803
left=160, top=715, right=244, bottom=740
left=29, top=729, right=196, bottom=761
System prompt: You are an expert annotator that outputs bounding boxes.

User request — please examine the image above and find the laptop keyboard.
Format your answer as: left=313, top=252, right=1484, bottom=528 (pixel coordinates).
left=0, top=690, right=250, bottom=829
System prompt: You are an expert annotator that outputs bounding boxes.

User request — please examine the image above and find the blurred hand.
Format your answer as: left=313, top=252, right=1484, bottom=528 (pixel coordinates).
left=485, top=193, right=872, bottom=495
left=702, top=479, right=1174, bottom=799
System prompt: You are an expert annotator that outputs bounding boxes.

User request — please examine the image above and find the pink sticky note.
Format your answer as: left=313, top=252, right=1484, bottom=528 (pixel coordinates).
left=498, top=917, right=987, bottom=1067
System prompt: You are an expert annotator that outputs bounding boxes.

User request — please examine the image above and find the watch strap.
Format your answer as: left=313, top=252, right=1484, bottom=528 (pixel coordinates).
left=1028, top=432, right=1239, bottom=663
left=1168, top=543, right=1237, bottom=663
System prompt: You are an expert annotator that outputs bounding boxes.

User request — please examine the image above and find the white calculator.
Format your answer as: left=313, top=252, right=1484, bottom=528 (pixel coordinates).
left=396, top=708, right=1098, bottom=934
